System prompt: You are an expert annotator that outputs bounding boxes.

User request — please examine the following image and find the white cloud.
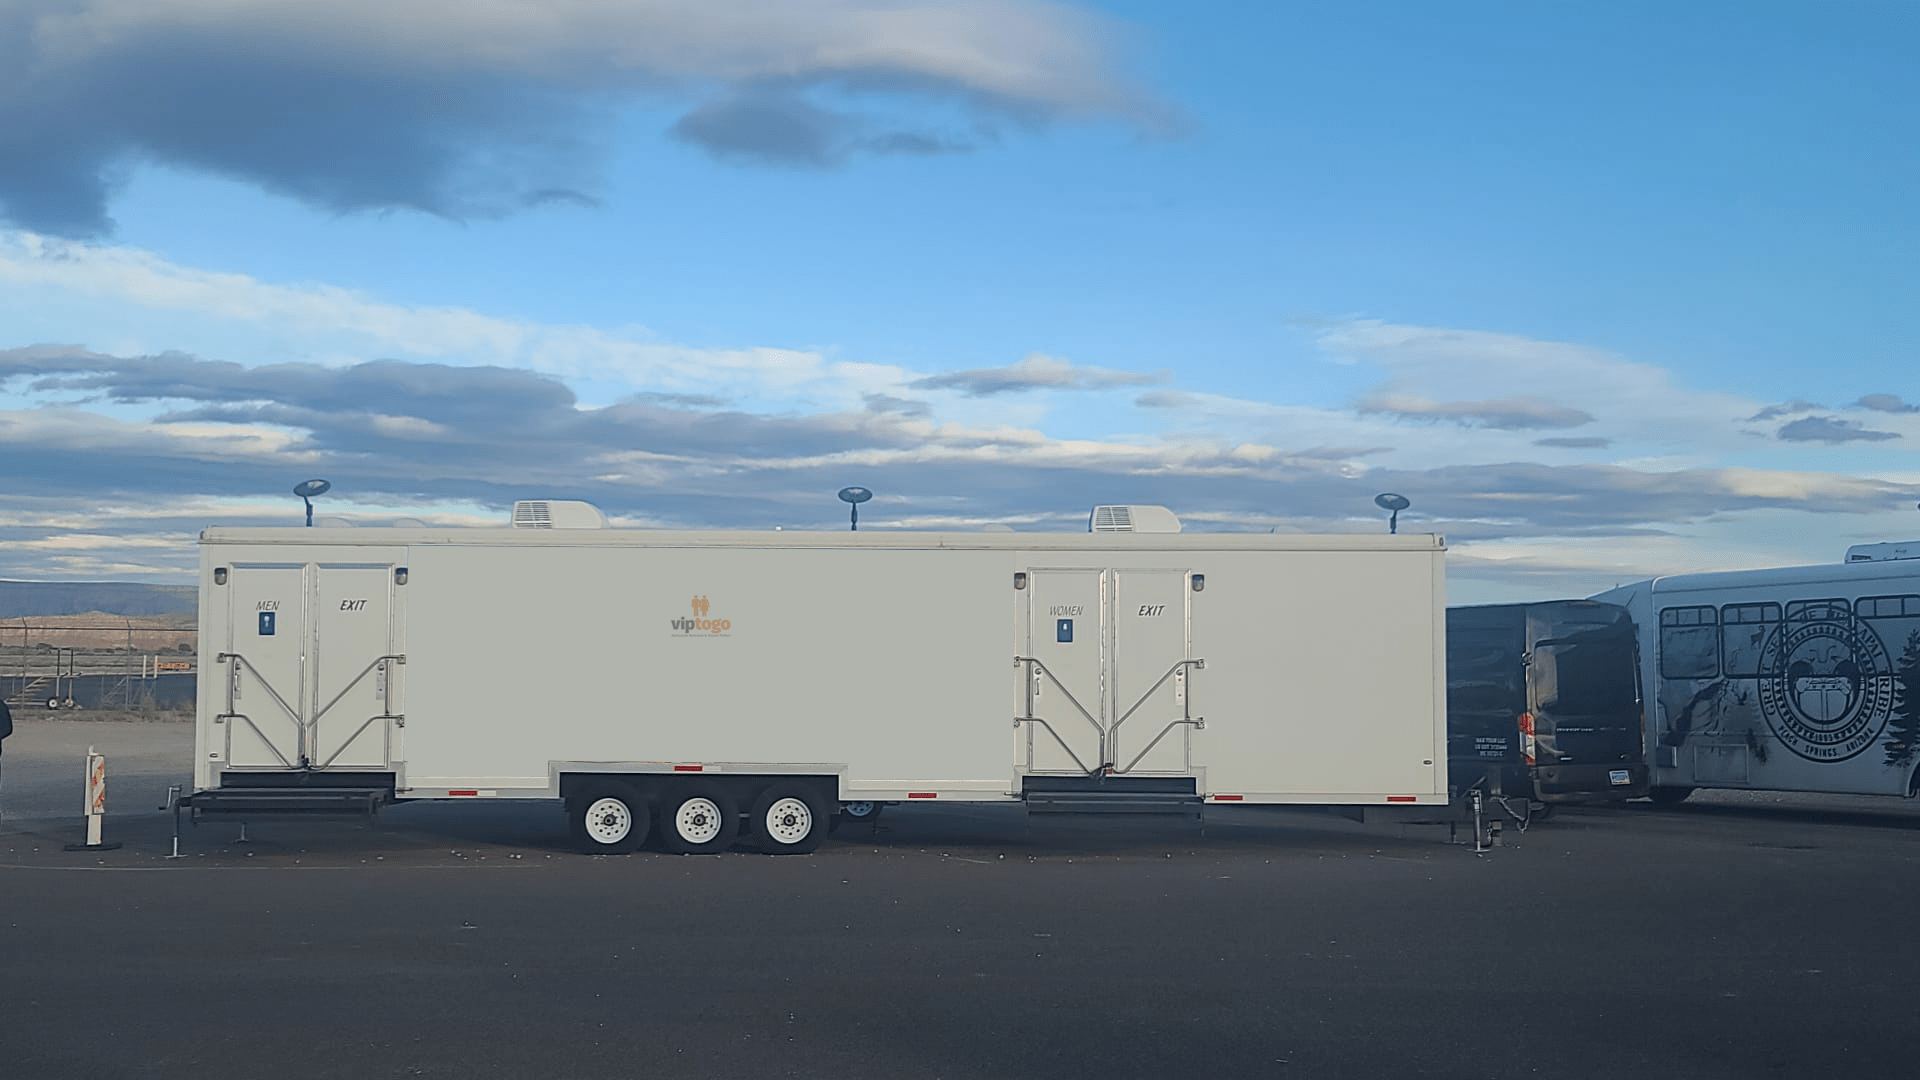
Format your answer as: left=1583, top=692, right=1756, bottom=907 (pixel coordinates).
left=2, top=0, right=1167, bottom=235
left=0, top=231, right=907, bottom=407
left=5, top=255, right=1919, bottom=602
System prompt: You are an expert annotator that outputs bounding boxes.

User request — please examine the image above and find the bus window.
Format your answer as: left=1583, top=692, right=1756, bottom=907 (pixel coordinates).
left=1659, top=606, right=1718, bottom=679
left=1720, top=603, right=1779, bottom=677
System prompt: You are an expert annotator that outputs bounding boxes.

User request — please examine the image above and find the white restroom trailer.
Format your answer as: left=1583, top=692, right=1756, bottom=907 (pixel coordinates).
left=185, top=504, right=1450, bottom=853
left=1593, top=543, right=1920, bottom=804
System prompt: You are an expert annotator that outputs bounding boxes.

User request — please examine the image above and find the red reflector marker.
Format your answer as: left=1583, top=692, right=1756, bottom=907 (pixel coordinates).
left=1386, top=796, right=1416, bottom=803
left=907, top=792, right=937, bottom=799
left=672, top=765, right=705, bottom=772
left=1211, top=794, right=1244, bottom=801
left=448, top=790, right=478, bottom=797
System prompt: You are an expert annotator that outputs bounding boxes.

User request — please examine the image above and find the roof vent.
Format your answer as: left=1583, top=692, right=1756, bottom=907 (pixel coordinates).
left=1089, top=505, right=1181, bottom=534
left=510, top=500, right=609, bottom=529
left=1846, top=541, right=1920, bottom=563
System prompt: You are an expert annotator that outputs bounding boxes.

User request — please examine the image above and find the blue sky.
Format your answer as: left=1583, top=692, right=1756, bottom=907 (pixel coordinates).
left=0, top=0, right=1916, bottom=602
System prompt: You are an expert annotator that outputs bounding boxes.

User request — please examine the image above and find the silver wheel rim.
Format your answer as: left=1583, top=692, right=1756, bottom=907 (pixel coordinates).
left=842, top=800, right=877, bottom=819
left=582, top=797, right=633, bottom=845
left=762, top=796, right=813, bottom=845
left=675, top=797, right=724, bottom=844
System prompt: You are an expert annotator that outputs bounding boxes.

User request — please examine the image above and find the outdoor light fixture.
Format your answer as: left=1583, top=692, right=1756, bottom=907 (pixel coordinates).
left=1373, top=492, right=1410, bottom=535
left=838, top=486, right=872, bottom=531
left=293, top=478, right=332, bottom=527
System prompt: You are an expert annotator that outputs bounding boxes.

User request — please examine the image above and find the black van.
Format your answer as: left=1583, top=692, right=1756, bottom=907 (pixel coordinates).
left=1446, top=600, right=1650, bottom=802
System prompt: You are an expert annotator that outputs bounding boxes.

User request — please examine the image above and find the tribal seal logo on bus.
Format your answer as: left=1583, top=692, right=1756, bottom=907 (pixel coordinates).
left=670, top=594, right=732, bottom=636
left=1756, top=605, right=1894, bottom=762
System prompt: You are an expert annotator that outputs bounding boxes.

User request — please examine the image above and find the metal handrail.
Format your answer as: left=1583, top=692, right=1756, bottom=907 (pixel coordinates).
left=1009, top=714, right=1097, bottom=775
left=1114, top=718, right=1204, bottom=775
left=1108, top=658, right=1205, bottom=775
left=1108, top=658, right=1204, bottom=736
left=215, top=711, right=295, bottom=769
left=218, top=652, right=305, bottom=763
left=304, top=652, right=405, bottom=769
left=218, top=651, right=405, bottom=771
left=1012, top=656, right=1105, bottom=735
left=1015, top=654, right=1206, bottom=775
left=316, top=712, right=405, bottom=770
left=310, top=654, right=405, bottom=727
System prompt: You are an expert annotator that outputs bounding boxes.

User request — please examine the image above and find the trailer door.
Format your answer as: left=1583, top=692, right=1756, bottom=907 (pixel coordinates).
left=307, top=564, right=400, bottom=769
left=1023, top=570, right=1108, bottom=774
left=223, top=564, right=308, bottom=769
left=1107, top=569, right=1194, bottom=774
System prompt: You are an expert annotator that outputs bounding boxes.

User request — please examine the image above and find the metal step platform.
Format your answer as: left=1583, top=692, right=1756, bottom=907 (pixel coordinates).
left=1021, top=775, right=1204, bottom=816
left=181, top=786, right=391, bottom=821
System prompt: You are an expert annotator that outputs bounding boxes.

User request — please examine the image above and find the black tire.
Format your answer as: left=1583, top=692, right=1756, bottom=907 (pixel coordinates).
left=748, top=782, right=831, bottom=855
left=656, top=781, right=739, bottom=855
left=46, top=697, right=60, bottom=710
left=568, top=781, right=647, bottom=854
left=1647, top=786, right=1694, bottom=806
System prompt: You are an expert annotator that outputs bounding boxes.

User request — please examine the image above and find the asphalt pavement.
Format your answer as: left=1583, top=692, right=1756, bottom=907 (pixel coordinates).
left=4, top=718, right=1920, bottom=1080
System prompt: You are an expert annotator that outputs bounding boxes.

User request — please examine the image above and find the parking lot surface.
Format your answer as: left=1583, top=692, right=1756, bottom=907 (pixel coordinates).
left=4, top=719, right=1920, bottom=1080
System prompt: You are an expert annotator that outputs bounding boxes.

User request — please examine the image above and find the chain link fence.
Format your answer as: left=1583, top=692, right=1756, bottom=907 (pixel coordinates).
left=2, top=618, right=198, bottom=716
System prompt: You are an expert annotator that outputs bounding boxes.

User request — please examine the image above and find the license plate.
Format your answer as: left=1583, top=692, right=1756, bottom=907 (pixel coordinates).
left=1609, top=769, right=1631, bottom=786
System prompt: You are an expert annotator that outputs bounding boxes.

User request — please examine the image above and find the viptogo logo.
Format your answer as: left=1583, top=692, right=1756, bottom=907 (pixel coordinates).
left=670, top=594, right=732, bottom=636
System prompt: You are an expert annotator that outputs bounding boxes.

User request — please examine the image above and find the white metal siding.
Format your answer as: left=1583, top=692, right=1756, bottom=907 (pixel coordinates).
left=196, top=527, right=1448, bottom=804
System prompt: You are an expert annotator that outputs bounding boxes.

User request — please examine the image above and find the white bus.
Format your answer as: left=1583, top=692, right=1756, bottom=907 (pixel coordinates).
left=1592, top=544, right=1920, bottom=804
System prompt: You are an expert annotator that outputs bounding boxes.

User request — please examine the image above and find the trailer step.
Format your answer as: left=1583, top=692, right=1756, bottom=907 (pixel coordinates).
left=1023, top=791, right=1205, bottom=816
left=183, top=787, right=391, bottom=818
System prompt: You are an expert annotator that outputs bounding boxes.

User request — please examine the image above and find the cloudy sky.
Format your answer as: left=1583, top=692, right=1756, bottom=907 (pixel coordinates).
left=0, top=0, right=1915, bottom=602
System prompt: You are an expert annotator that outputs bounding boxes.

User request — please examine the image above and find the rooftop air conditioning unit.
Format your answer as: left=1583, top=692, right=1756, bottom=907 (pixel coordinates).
left=1089, top=505, right=1182, bottom=534
left=511, top=500, right=610, bottom=529
left=1846, top=541, right=1920, bottom=563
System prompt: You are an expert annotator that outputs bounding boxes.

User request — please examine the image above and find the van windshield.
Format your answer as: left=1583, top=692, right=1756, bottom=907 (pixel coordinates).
left=1530, top=606, right=1640, bottom=756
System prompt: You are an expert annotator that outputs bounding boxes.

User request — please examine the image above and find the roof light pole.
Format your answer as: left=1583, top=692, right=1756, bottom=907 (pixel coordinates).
left=294, top=479, right=332, bottom=527
left=1373, top=492, right=1410, bottom=535
left=837, top=486, right=872, bottom=531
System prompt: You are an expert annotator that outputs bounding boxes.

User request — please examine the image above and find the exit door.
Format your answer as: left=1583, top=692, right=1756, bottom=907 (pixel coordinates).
left=1107, top=570, right=1194, bottom=774
left=220, top=562, right=402, bottom=771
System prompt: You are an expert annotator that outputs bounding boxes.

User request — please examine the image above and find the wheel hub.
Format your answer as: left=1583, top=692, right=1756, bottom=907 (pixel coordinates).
left=676, top=798, right=723, bottom=843
left=582, top=797, right=632, bottom=844
left=764, top=797, right=813, bottom=844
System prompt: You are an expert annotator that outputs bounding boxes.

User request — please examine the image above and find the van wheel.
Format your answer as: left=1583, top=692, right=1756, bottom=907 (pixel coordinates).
left=750, top=783, right=830, bottom=854
left=657, top=782, right=739, bottom=855
left=1647, top=786, right=1694, bottom=806
left=568, top=782, right=647, bottom=854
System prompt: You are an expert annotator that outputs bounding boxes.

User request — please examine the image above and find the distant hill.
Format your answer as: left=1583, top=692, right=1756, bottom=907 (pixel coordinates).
left=0, top=580, right=197, bottom=618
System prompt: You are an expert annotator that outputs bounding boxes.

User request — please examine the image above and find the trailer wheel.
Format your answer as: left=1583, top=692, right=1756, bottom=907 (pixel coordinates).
left=46, top=697, right=61, bottom=710
left=1647, top=786, right=1694, bottom=806
left=836, top=800, right=883, bottom=826
left=749, top=783, right=830, bottom=855
left=657, top=782, right=739, bottom=855
left=568, top=782, right=647, bottom=854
